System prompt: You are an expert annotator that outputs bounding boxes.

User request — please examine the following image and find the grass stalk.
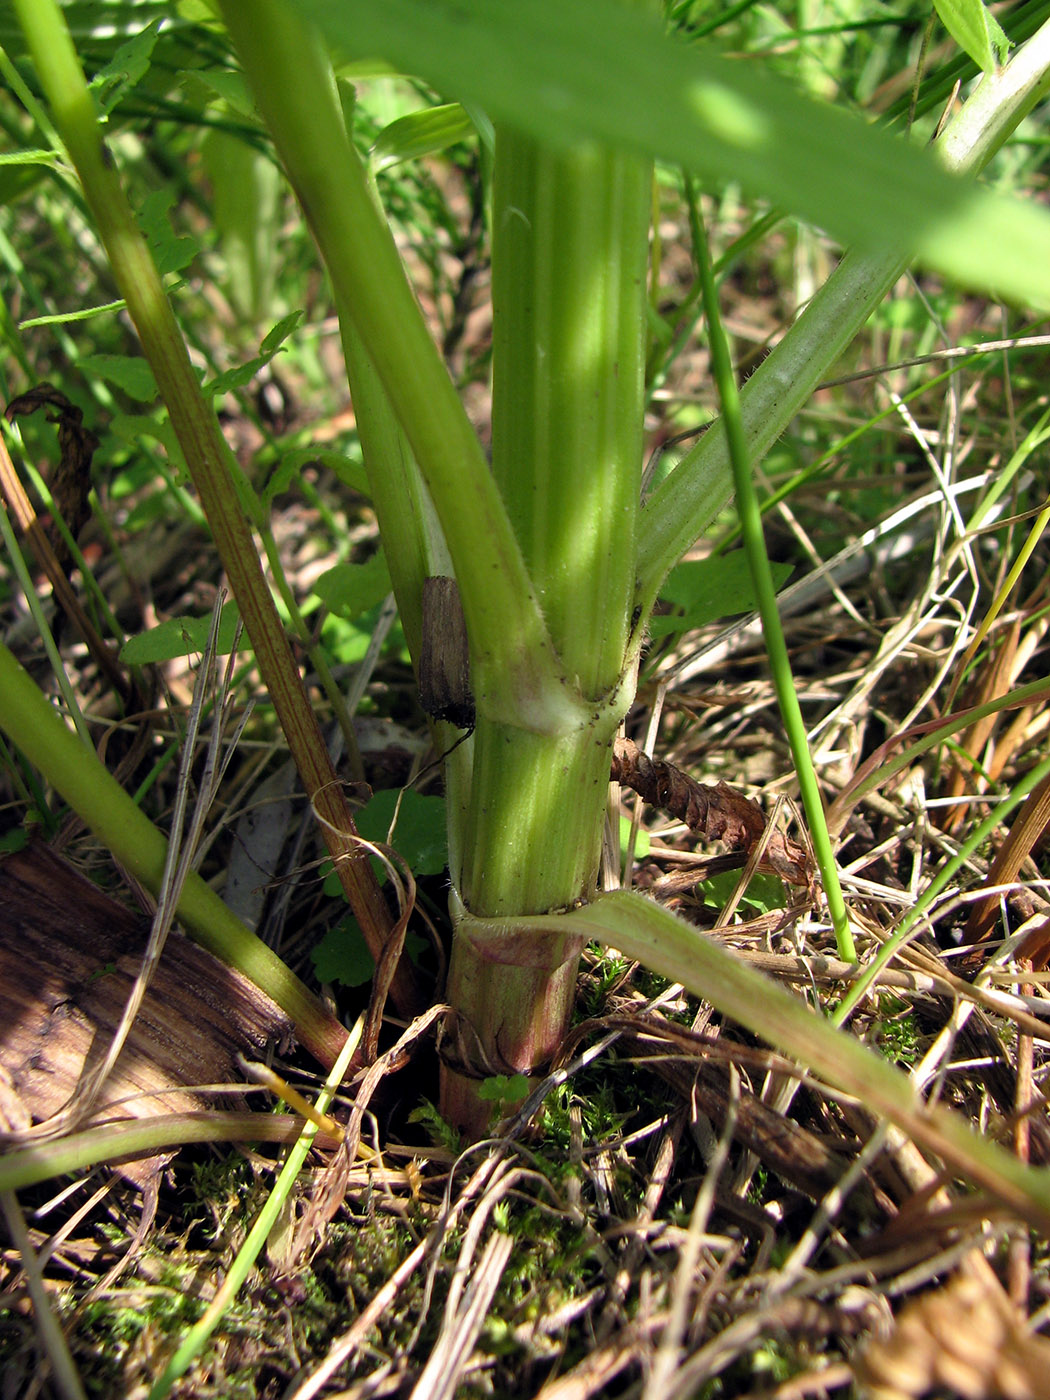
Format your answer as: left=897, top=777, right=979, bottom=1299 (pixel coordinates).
left=833, top=748, right=1050, bottom=1026
left=148, top=1019, right=363, bottom=1400
left=0, top=1112, right=345, bottom=1194
left=1, top=1192, right=87, bottom=1400
left=10, top=0, right=419, bottom=1010
left=548, top=891, right=1050, bottom=1235
left=692, top=188, right=855, bottom=962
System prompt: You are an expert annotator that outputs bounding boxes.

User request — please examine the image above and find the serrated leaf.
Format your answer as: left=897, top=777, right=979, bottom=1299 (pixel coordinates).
left=90, top=18, right=161, bottom=116
left=203, top=355, right=270, bottom=398
left=321, top=790, right=448, bottom=893
left=311, top=911, right=428, bottom=987
left=650, top=552, right=792, bottom=639
left=356, top=788, right=448, bottom=877
left=371, top=103, right=476, bottom=172
left=195, top=68, right=258, bottom=118
left=107, top=412, right=190, bottom=489
left=139, top=189, right=199, bottom=276
left=260, top=310, right=304, bottom=355
left=291, top=0, right=1050, bottom=307
left=934, top=0, right=1009, bottom=74
left=79, top=353, right=158, bottom=403
left=312, top=552, right=392, bottom=620
left=119, top=602, right=246, bottom=664
left=311, top=914, right=376, bottom=987
left=265, top=449, right=370, bottom=507
left=203, top=314, right=304, bottom=398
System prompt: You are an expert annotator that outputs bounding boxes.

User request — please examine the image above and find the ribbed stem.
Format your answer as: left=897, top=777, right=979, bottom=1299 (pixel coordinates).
left=446, top=130, right=651, bottom=1130
left=218, top=0, right=583, bottom=735
left=490, top=129, right=649, bottom=692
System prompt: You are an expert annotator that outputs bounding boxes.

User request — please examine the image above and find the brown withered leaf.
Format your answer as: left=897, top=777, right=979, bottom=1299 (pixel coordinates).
left=855, top=1269, right=1050, bottom=1400
left=5, top=382, right=97, bottom=574
left=611, top=736, right=811, bottom=886
left=0, top=841, right=294, bottom=1186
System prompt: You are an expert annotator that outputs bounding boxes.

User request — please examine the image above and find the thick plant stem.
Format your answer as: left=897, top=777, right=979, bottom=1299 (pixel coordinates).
left=218, top=0, right=583, bottom=736
left=217, top=0, right=652, bottom=1129
left=444, top=128, right=651, bottom=1132
left=12, top=0, right=422, bottom=1013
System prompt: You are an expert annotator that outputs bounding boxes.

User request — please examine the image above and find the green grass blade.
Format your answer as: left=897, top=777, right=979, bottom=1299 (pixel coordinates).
left=551, top=891, right=1050, bottom=1234
left=637, top=19, right=1050, bottom=602
left=148, top=1020, right=363, bottom=1399
left=292, top=0, right=1050, bottom=306
left=692, top=188, right=854, bottom=962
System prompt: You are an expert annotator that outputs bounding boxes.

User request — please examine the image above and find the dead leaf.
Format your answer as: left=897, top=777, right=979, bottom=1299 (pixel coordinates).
left=856, top=1270, right=1050, bottom=1400
left=611, top=737, right=811, bottom=886
left=5, top=383, right=98, bottom=574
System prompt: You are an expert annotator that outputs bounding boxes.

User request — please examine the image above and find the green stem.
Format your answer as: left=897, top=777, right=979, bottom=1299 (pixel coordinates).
left=259, top=520, right=365, bottom=783
left=12, top=0, right=418, bottom=1008
left=337, top=316, right=447, bottom=668
left=443, top=128, right=651, bottom=1131
left=334, top=319, right=477, bottom=881
left=832, top=749, right=1050, bottom=1025
left=489, top=127, right=648, bottom=693
left=693, top=190, right=855, bottom=962
left=0, top=1111, right=343, bottom=1194
left=149, top=1020, right=362, bottom=1400
left=0, top=641, right=349, bottom=1067
left=217, top=0, right=581, bottom=734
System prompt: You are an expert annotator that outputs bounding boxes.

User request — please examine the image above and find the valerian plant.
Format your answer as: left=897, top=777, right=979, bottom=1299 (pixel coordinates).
left=4, top=0, right=1050, bottom=1232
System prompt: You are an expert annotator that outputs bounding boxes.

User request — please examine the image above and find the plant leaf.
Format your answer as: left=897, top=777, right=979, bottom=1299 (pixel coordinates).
left=934, top=0, right=1010, bottom=73
left=355, top=788, right=449, bottom=878
left=120, top=602, right=245, bottom=663
left=311, top=552, right=392, bottom=620
left=79, top=353, right=158, bottom=402
left=651, top=551, right=792, bottom=639
left=290, top=0, right=1050, bottom=307
left=311, top=914, right=375, bottom=987
left=90, top=17, right=161, bottom=116
left=203, top=315, right=304, bottom=398
left=556, top=889, right=1050, bottom=1233
left=138, top=189, right=199, bottom=276
left=264, top=448, right=369, bottom=506
left=371, top=103, right=477, bottom=172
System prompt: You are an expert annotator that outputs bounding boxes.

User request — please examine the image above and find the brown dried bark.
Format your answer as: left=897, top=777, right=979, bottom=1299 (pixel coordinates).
left=0, top=842, right=295, bottom=1184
